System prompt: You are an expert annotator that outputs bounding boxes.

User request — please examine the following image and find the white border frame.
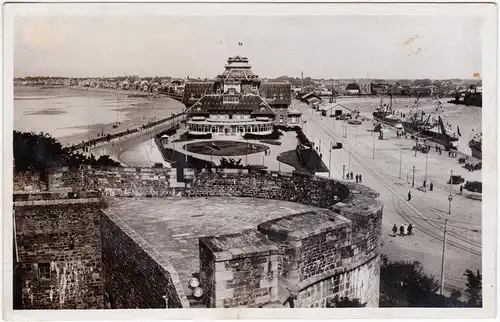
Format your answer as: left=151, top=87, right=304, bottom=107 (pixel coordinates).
left=2, top=2, right=497, bottom=320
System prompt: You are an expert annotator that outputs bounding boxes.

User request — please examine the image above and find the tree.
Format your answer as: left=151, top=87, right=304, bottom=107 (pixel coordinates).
left=219, top=157, right=243, bottom=169
left=327, top=296, right=366, bottom=308
left=464, top=269, right=482, bottom=307
left=450, top=289, right=462, bottom=302
left=13, top=131, right=69, bottom=172
left=14, top=131, right=120, bottom=172
left=380, top=255, right=439, bottom=307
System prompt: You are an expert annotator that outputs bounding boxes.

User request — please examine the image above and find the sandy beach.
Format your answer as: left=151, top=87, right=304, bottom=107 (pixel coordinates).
left=14, top=86, right=185, bottom=146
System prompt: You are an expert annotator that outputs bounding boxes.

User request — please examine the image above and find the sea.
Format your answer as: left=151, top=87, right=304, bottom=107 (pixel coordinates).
left=333, top=96, right=482, bottom=155
left=14, top=87, right=481, bottom=156
left=14, top=86, right=184, bottom=140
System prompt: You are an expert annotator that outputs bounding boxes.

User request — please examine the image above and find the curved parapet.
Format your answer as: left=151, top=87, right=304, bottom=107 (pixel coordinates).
left=188, top=169, right=383, bottom=308
left=13, top=167, right=383, bottom=308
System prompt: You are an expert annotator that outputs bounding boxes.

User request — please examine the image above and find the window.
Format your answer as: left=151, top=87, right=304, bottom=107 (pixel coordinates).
left=39, top=263, right=51, bottom=280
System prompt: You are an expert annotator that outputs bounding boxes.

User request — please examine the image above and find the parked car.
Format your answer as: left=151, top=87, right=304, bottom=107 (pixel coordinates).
left=331, top=142, right=343, bottom=149
left=447, top=175, right=465, bottom=185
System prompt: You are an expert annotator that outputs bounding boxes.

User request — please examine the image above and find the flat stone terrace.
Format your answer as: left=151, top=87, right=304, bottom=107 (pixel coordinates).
left=104, top=197, right=321, bottom=296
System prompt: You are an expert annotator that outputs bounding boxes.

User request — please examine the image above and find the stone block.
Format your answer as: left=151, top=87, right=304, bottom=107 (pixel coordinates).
left=255, top=295, right=270, bottom=304
left=215, top=270, right=234, bottom=282
left=215, top=288, right=234, bottom=300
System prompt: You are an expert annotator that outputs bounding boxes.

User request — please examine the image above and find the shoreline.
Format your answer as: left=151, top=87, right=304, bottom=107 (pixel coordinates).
left=15, top=85, right=186, bottom=147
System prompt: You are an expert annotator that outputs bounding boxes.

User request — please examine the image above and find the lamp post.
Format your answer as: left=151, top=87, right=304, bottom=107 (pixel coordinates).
left=349, top=149, right=351, bottom=173
left=399, top=148, right=403, bottom=178
left=439, top=219, right=448, bottom=295
left=372, top=134, right=376, bottom=159
left=448, top=170, right=453, bottom=214
left=328, top=143, right=332, bottom=178
left=424, top=153, right=429, bottom=192
left=412, top=165, right=415, bottom=188
left=414, top=139, right=418, bottom=157
left=245, top=139, right=248, bottom=167
left=355, top=126, right=358, bottom=146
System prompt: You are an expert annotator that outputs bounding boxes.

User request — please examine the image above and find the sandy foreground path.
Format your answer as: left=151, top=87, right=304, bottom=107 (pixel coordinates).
left=299, top=100, right=481, bottom=295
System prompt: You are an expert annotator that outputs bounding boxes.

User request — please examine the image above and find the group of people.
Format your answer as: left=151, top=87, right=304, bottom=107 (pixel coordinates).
left=345, top=171, right=363, bottom=183
left=392, top=223, right=413, bottom=237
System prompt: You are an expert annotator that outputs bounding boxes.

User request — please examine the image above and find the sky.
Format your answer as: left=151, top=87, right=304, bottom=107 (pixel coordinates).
left=14, top=15, right=482, bottom=79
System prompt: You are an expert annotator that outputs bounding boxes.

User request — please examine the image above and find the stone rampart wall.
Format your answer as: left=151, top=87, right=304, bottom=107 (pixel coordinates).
left=100, top=210, right=189, bottom=308
left=13, top=170, right=43, bottom=192
left=14, top=199, right=105, bottom=309
left=296, top=254, right=380, bottom=308
left=186, top=169, right=350, bottom=208
left=199, top=231, right=279, bottom=308
left=13, top=167, right=382, bottom=308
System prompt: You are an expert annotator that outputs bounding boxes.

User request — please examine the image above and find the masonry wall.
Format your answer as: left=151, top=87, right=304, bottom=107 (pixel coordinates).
left=14, top=198, right=105, bottom=309
left=13, top=167, right=383, bottom=309
left=215, top=255, right=277, bottom=308
left=13, top=170, right=44, bottom=192
left=296, top=255, right=380, bottom=308
left=299, top=226, right=351, bottom=283
left=199, top=235, right=279, bottom=308
left=199, top=241, right=216, bottom=307
left=100, top=211, right=189, bottom=308
left=186, top=169, right=350, bottom=208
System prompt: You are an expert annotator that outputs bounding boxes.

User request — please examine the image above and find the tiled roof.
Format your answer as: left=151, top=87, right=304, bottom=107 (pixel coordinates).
left=187, top=94, right=275, bottom=114
left=259, top=82, right=292, bottom=105
left=227, top=55, right=249, bottom=63
left=219, top=68, right=258, bottom=81
left=182, top=82, right=215, bottom=105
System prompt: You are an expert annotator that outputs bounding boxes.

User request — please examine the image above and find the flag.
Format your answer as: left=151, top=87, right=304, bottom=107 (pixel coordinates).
left=238, top=42, right=243, bottom=46
left=457, top=126, right=462, bottom=137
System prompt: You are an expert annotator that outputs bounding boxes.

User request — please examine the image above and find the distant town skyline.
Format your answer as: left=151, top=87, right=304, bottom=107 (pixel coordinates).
left=14, top=15, right=482, bottom=80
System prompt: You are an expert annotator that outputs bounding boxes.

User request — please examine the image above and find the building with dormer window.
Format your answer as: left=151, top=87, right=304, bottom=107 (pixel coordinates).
left=183, top=56, right=301, bottom=136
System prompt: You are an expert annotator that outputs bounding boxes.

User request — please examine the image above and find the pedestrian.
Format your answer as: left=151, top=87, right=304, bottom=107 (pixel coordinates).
left=423, top=179, right=427, bottom=188
left=359, top=174, right=362, bottom=183
left=355, top=174, right=359, bottom=183
left=460, top=185, right=463, bottom=195
left=430, top=182, right=433, bottom=191
left=350, top=172, right=353, bottom=180
left=400, top=225, right=405, bottom=236
left=408, top=224, right=413, bottom=235
left=407, top=191, right=411, bottom=201
left=403, top=224, right=408, bottom=236
left=392, top=224, right=398, bottom=236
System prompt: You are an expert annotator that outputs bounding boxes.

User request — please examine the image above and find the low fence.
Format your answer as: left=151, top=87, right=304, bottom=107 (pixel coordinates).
left=70, top=113, right=185, bottom=152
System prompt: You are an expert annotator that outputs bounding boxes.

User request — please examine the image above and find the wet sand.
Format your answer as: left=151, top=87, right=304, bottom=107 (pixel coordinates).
left=15, top=86, right=186, bottom=147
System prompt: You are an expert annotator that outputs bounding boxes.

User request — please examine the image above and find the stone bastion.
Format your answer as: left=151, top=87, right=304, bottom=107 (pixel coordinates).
left=13, top=166, right=383, bottom=309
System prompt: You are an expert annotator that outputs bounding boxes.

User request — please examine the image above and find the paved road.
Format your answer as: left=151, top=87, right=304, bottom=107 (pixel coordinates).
left=88, top=115, right=185, bottom=167
left=298, top=100, right=481, bottom=295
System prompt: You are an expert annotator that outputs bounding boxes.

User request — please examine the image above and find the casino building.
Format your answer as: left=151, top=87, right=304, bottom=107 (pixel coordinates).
left=183, top=56, right=301, bottom=136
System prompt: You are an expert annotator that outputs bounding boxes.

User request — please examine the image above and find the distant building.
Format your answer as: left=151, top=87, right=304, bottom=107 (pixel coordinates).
left=370, top=82, right=390, bottom=95
left=183, top=55, right=300, bottom=136
left=345, top=83, right=360, bottom=95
